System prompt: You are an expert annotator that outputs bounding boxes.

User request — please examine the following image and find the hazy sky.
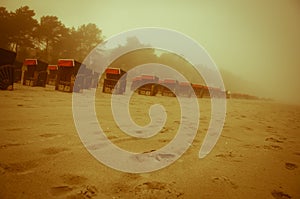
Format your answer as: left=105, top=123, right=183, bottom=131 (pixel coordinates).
left=1, top=0, right=300, bottom=103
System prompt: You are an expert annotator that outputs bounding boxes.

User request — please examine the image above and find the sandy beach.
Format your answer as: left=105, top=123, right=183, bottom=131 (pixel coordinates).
left=0, top=84, right=299, bottom=199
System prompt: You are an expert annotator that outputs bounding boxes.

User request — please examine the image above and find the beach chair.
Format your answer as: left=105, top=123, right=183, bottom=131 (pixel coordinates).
left=0, top=48, right=17, bottom=90
left=22, top=59, right=48, bottom=87
left=135, top=75, right=159, bottom=96
left=102, top=68, right=127, bottom=94
left=47, top=65, right=58, bottom=85
left=160, top=79, right=179, bottom=97
left=56, top=59, right=81, bottom=92
left=177, top=82, right=193, bottom=97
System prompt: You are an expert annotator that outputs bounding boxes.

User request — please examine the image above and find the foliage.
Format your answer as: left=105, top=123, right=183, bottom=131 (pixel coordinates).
left=0, top=6, right=103, bottom=63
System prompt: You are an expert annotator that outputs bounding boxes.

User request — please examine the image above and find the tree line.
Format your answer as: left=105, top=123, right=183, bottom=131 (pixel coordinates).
left=0, top=6, right=103, bottom=63
left=0, top=5, right=208, bottom=85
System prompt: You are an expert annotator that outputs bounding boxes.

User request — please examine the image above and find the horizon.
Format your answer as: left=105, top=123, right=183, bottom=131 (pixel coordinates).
left=1, top=0, right=299, bottom=103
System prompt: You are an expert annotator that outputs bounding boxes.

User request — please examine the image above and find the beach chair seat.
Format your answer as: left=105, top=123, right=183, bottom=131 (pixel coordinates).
left=0, top=64, right=14, bottom=90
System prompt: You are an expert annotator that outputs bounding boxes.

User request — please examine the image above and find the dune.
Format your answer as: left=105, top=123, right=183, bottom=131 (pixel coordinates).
left=0, top=83, right=299, bottom=199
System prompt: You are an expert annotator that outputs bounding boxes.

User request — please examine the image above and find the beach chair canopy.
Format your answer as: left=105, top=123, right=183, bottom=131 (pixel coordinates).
left=179, top=82, right=191, bottom=86
left=58, top=59, right=75, bottom=67
left=24, top=59, right=48, bottom=71
left=163, top=79, right=178, bottom=84
left=105, top=67, right=126, bottom=80
left=191, top=83, right=203, bottom=88
left=141, top=75, right=159, bottom=81
left=0, top=48, right=16, bottom=66
left=105, top=68, right=122, bottom=74
left=48, top=65, right=58, bottom=70
left=24, top=59, right=38, bottom=66
left=132, top=76, right=142, bottom=81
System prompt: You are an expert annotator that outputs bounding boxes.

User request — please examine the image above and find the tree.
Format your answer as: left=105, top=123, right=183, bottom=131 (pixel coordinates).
left=108, top=36, right=158, bottom=72
left=0, top=6, right=104, bottom=63
left=75, top=23, right=103, bottom=61
left=35, top=15, right=68, bottom=62
left=54, top=27, right=78, bottom=60
left=0, top=6, right=38, bottom=60
left=0, top=7, right=12, bottom=49
left=44, top=23, right=103, bottom=62
left=9, top=6, right=38, bottom=58
left=158, top=52, right=202, bottom=83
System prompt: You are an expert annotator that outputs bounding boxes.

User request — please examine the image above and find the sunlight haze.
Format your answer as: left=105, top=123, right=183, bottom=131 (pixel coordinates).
left=2, top=0, right=299, bottom=103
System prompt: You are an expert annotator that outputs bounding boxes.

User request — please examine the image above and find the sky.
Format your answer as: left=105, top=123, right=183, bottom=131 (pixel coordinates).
left=1, top=0, right=300, bottom=103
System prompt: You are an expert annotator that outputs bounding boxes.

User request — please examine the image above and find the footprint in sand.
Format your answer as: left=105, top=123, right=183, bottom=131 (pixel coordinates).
left=263, top=145, right=283, bottom=151
left=155, top=153, right=176, bottom=162
left=244, top=126, right=253, bottom=131
left=293, top=152, right=300, bottom=156
left=174, top=120, right=180, bottom=124
left=0, top=143, right=23, bottom=149
left=106, top=135, right=118, bottom=140
left=271, top=190, right=291, bottom=199
left=60, top=173, right=88, bottom=185
left=266, top=125, right=278, bottom=133
left=134, top=181, right=184, bottom=198
left=45, top=123, right=60, bottom=126
left=285, top=162, right=298, bottom=170
left=215, top=151, right=234, bottom=158
left=278, top=137, right=287, bottom=141
left=51, top=174, right=97, bottom=198
left=5, top=127, right=30, bottom=132
left=39, top=133, right=61, bottom=138
left=265, top=137, right=284, bottom=143
left=142, top=149, right=156, bottom=154
left=122, top=173, right=141, bottom=180
left=212, top=176, right=238, bottom=189
left=158, top=139, right=169, bottom=143
left=40, top=147, right=68, bottom=155
left=160, top=127, right=169, bottom=133
left=0, top=160, right=38, bottom=174
left=242, top=144, right=256, bottom=149
left=50, top=185, right=73, bottom=196
left=215, top=151, right=243, bottom=162
left=110, top=182, right=131, bottom=194
left=66, top=185, right=98, bottom=199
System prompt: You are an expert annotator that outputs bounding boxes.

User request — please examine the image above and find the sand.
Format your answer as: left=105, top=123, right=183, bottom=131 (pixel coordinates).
left=0, top=83, right=299, bottom=199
